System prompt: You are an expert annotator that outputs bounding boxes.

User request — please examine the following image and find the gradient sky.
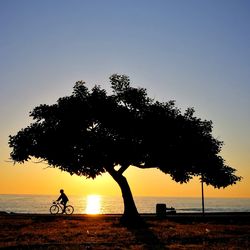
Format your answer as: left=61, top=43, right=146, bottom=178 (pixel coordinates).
left=0, top=0, right=249, bottom=197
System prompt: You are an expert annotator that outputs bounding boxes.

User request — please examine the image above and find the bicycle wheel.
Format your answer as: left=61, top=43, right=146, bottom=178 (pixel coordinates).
left=65, top=205, right=74, bottom=215
left=50, top=205, right=59, bottom=214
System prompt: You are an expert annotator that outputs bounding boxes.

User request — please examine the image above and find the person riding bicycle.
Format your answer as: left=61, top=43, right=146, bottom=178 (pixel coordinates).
left=57, top=189, right=69, bottom=213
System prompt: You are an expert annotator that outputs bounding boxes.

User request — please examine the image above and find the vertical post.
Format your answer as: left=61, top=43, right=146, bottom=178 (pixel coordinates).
left=201, top=174, right=205, bottom=216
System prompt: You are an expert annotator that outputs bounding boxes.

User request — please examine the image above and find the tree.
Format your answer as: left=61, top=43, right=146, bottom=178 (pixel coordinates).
left=9, top=74, right=241, bottom=224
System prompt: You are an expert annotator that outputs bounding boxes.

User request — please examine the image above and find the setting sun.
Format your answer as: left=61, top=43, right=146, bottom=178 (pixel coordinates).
left=85, top=195, right=101, bottom=214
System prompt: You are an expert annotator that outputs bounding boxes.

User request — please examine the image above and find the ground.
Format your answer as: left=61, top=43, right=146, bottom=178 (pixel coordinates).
left=0, top=213, right=249, bottom=249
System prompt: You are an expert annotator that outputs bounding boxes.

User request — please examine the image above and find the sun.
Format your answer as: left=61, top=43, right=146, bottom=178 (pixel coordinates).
left=85, top=195, right=101, bottom=214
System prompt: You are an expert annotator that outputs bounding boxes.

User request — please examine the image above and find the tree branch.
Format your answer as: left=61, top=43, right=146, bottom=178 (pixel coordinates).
left=118, top=164, right=130, bottom=174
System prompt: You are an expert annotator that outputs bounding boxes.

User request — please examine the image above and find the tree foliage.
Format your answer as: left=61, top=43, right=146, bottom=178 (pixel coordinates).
left=9, top=74, right=241, bottom=220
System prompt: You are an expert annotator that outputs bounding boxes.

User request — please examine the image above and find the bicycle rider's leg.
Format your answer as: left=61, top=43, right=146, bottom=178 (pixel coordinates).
left=64, top=201, right=68, bottom=213
left=63, top=201, right=68, bottom=213
left=61, top=201, right=66, bottom=213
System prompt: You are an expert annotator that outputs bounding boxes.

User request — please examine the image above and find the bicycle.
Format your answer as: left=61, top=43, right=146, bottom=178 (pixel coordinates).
left=49, top=201, right=74, bottom=215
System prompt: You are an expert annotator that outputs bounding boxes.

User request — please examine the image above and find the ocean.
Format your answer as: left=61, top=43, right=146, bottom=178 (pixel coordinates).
left=0, top=194, right=250, bottom=214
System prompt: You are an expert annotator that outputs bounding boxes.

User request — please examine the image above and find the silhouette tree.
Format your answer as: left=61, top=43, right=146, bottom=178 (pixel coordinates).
left=9, top=74, right=241, bottom=224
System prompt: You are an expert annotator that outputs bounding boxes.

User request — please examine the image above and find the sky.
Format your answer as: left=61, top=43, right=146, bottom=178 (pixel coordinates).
left=0, top=0, right=249, bottom=198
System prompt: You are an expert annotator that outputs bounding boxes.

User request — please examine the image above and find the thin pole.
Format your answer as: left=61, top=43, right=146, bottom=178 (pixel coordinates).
left=201, top=175, right=205, bottom=216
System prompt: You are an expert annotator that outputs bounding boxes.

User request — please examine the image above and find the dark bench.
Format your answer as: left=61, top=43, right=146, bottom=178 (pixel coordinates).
left=156, top=203, right=176, bottom=218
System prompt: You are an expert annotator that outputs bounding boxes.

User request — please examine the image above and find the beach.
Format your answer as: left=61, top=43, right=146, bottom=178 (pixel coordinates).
left=0, top=213, right=250, bottom=249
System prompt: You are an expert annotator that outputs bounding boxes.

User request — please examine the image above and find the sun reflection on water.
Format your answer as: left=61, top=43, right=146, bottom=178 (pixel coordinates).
left=85, top=195, right=101, bottom=214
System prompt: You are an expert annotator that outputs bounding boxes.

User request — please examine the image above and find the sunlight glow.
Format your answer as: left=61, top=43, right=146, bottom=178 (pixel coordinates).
left=85, top=195, right=101, bottom=214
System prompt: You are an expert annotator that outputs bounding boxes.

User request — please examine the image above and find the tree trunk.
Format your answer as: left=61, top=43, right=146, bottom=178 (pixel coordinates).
left=107, top=167, right=141, bottom=225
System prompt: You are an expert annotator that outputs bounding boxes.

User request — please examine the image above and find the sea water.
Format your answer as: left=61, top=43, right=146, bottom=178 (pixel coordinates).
left=0, top=194, right=250, bottom=214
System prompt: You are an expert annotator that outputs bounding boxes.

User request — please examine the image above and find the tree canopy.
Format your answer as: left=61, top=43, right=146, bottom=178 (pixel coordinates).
left=9, top=74, right=241, bottom=222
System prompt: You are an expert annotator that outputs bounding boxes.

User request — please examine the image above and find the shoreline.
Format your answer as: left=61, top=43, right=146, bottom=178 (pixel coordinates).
left=2, top=211, right=250, bottom=222
left=2, top=211, right=250, bottom=215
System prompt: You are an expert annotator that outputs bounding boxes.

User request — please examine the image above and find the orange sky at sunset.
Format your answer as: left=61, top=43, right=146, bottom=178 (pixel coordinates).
left=1, top=159, right=249, bottom=198
left=1, top=1, right=250, bottom=198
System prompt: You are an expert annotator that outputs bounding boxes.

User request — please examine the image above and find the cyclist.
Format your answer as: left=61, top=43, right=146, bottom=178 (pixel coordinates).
left=57, top=189, right=69, bottom=213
